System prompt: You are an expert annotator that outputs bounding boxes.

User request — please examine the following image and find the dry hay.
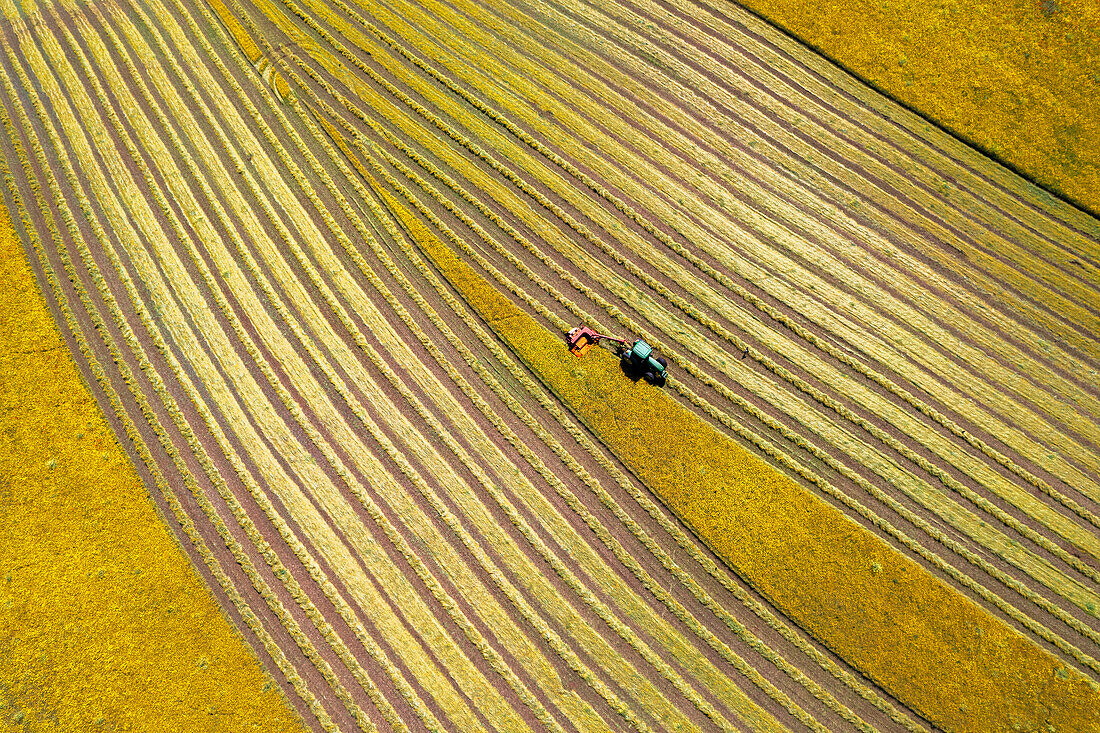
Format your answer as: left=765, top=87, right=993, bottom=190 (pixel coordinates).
left=0, top=0, right=1097, bottom=730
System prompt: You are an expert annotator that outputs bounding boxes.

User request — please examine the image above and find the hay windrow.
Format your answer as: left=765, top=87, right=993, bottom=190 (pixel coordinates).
left=2, top=0, right=1098, bottom=730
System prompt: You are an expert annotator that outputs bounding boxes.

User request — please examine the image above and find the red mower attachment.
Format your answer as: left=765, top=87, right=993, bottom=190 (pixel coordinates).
left=567, top=326, right=625, bottom=357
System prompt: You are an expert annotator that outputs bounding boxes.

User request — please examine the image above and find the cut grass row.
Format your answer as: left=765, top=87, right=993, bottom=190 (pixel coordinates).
left=184, top=5, right=783, bottom=726
left=261, top=0, right=1100, bottom=647
left=347, top=0, right=1100, bottom=473
left=0, top=0, right=874, bottom=729
left=292, top=0, right=1100, bottom=497
left=0, top=73, right=310, bottom=733
left=204, top=4, right=866, bottom=726
left=302, top=99, right=913, bottom=731
left=380, top=151, right=1100, bottom=733
left=5, top=4, right=506, bottom=726
left=5, top=0, right=1100, bottom=730
left=347, top=0, right=1100, bottom=484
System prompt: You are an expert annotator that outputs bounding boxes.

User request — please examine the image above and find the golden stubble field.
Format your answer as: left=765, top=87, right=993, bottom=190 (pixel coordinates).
left=1, top=0, right=1098, bottom=730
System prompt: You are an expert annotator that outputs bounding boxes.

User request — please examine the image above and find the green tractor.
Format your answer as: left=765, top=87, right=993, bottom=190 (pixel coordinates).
left=566, top=326, right=669, bottom=387
left=620, top=339, right=668, bottom=386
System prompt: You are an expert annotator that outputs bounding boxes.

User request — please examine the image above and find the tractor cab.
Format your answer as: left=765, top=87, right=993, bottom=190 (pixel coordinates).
left=620, top=339, right=668, bottom=386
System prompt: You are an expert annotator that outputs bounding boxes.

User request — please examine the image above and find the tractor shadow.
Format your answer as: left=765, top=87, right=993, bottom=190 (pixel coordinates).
left=618, top=359, right=644, bottom=383
left=617, top=359, right=666, bottom=387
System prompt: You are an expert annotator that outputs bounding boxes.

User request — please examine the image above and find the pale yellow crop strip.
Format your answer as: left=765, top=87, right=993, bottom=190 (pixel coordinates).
left=448, top=0, right=1100, bottom=367
left=354, top=0, right=1100, bottom=479
left=112, top=5, right=542, bottom=730
left=692, top=0, right=1100, bottom=256
left=0, top=16, right=343, bottom=731
left=321, top=125, right=802, bottom=732
left=66, top=9, right=440, bottom=732
left=86, top=14, right=449, bottom=733
left=275, top=23, right=1100, bottom=628
left=201, top=38, right=717, bottom=726
left=58, top=11, right=394, bottom=727
left=361, top=0, right=1100, bottom=384
left=324, top=0, right=1100, bottom=540
left=306, top=100, right=917, bottom=733
left=162, top=17, right=655, bottom=730
left=290, top=58, right=1056, bottom=730
left=284, top=43, right=1100, bottom=671
left=277, top=0, right=1100, bottom=501
left=0, top=87, right=334, bottom=733
left=39, top=2, right=503, bottom=726
left=561, top=0, right=1100, bottom=310
left=333, top=0, right=1100, bottom=441
left=183, top=14, right=610, bottom=731
left=148, top=2, right=695, bottom=726
left=332, top=5, right=1100, bottom=582
left=205, top=12, right=673, bottom=730
left=18, top=13, right=398, bottom=731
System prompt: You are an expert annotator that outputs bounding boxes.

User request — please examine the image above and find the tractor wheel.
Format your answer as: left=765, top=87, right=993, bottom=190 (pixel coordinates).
left=657, top=357, right=668, bottom=368
left=644, top=371, right=656, bottom=384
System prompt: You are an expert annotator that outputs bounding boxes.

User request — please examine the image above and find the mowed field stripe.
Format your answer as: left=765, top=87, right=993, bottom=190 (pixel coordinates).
left=388, top=187, right=1100, bottom=733
left=8, top=0, right=840, bottom=726
left=255, top=0, right=1100, bottom=640
left=229, top=0, right=1100, bottom=682
left=0, top=11, right=357, bottom=730
left=302, top=97, right=912, bottom=732
left=3, top=0, right=1099, bottom=730
left=281, top=0, right=1100, bottom=526
left=169, top=4, right=783, bottom=726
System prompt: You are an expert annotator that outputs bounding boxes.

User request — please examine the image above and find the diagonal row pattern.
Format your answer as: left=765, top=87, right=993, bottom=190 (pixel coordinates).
left=0, top=0, right=1096, bottom=730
